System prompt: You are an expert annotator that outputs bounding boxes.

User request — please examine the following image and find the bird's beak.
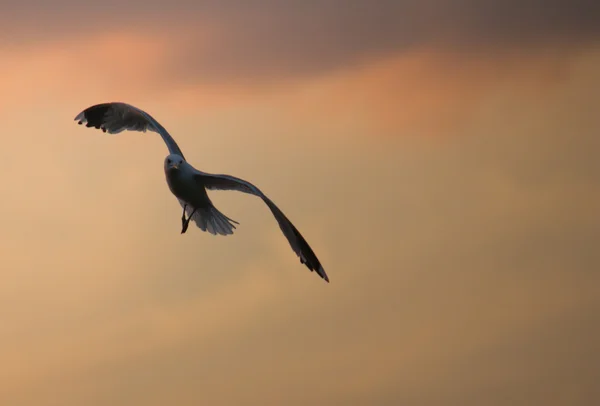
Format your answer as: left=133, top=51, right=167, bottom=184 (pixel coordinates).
left=171, top=163, right=179, bottom=170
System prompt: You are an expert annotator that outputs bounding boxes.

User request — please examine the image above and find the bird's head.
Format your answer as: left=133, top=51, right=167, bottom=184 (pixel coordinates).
left=164, top=154, right=185, bottom=171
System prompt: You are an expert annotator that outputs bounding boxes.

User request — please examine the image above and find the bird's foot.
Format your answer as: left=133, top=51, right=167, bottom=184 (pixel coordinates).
left=181, top=219, right=190, bottom=234
left=181, top=204, right=188, bottom=233
left=181, top=207, right=197, bottom=234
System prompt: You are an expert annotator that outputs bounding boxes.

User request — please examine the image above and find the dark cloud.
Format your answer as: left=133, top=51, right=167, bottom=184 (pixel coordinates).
left=1, top=1, right=598, bottom=81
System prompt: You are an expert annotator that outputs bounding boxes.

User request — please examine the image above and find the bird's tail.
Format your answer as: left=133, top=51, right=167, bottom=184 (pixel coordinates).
left=186, top=204, right=239, bottom=236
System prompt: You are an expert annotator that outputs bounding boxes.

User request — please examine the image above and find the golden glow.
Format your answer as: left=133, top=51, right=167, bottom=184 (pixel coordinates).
left=0, top=18, right=598, bottom=406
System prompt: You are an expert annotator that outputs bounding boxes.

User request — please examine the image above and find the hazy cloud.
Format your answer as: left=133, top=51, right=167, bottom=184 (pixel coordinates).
left=1, top=1, right=598, bottom=82
left=0, top=4, right=598, bottom=404
left=0, top=44, right=599, bottom=405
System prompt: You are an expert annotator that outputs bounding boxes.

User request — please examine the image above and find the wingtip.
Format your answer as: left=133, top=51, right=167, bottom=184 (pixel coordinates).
left=318, top=266, right=330, bottom=283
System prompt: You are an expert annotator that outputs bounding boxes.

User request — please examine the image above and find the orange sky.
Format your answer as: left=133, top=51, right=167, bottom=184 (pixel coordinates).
left=0, top=2, right=599, bottom=405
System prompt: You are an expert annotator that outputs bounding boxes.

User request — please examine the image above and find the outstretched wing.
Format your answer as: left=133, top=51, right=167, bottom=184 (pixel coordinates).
left=195, top=171, right=329, bottom=282
left=74, top=102, right=185, bottom=158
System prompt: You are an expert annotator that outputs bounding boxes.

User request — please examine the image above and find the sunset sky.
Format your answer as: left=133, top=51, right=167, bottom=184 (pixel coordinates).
left=0, top=1, right=599, bottom=405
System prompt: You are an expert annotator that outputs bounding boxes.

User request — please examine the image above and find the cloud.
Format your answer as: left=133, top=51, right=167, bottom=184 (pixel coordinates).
left=0, top=10, right=598, bottom=405
left=1, top=44, right=599, bottom=405
left=1, top=1, right=599, bottom=83
left=2, top=29, right=589, bottom=140
left=169, top=0, right=600, bottom=83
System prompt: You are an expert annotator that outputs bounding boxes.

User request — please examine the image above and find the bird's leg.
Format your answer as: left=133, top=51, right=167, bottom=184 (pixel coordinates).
left=181, top=206, right=198, bottom=234
left=181, top=204, right=188, bottom=230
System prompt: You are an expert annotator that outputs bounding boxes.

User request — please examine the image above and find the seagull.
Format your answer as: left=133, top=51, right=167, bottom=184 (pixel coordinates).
left=75, top=102, right=329, bottom=282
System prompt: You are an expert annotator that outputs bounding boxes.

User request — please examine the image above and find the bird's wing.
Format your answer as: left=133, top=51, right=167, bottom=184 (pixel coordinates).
left=74, top=102, right=185, bottom=158
left=195, top=171, right=329, bottom=282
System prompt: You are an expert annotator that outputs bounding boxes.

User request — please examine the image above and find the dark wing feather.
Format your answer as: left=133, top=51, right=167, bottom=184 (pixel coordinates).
left=74, top=102, right=185, bottom=158
left=196, top=172, right=329, bottom=282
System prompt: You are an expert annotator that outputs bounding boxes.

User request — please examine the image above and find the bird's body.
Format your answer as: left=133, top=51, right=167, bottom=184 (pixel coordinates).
left=75, top=102, right=329, bottom=282
left=164, top=154, right=239, bottom=236
left=165, top=156, right=207, bottom=207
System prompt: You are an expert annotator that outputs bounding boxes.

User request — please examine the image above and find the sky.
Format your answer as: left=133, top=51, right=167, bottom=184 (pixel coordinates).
left=0, top=1, right=599, bottom=405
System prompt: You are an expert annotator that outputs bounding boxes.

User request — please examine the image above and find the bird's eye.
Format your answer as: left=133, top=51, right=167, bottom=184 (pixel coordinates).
left=167, top=159, right=171, bottom=164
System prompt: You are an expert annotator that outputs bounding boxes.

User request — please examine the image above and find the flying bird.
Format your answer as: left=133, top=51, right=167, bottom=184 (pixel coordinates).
left=74, top=102, right=329, bottom=282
